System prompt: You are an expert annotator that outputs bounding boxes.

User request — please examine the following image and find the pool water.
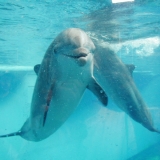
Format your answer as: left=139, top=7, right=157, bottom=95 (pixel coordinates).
left=0, top=1, right=160, bottom=159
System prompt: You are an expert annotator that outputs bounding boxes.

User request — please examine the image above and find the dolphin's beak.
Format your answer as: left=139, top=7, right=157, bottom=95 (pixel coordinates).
left=61, top=47, right=92, bottom=66
left=62, top=52, right=90, bottom=67
left=60, top=47, right=91, bottom=59
left=64, top=52, right=88, bottom=59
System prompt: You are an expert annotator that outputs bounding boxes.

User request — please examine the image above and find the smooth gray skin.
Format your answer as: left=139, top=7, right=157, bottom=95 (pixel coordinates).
left=93, top=42, right=160, bottom=133
left=0, top=28, right=107, bottom=141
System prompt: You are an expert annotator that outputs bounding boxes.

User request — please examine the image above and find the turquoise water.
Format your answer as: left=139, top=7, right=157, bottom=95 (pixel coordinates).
left=0, top=0, right=160, bottom=159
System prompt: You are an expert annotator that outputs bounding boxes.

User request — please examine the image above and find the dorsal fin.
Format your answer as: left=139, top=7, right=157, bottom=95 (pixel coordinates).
left=126, top=64, right=135, bottom=75
left=34, top=64, right=41, bottom=75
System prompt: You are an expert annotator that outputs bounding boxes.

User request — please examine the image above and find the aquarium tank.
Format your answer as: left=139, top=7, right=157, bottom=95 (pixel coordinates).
left=0, top=0, right=160, bottom=159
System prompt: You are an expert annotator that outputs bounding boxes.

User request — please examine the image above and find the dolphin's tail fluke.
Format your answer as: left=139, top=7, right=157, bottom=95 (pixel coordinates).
left=0, top=130, right=22, bottom=138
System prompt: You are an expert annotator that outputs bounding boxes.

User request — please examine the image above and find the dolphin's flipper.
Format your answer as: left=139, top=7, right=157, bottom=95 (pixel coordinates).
left=126, top=64, right=135, bottom=75
left=87, top=77, right=108, bottom=106
left=34, top=64, right=41, bottom=75
left=0, top=130, right=22, bottom=138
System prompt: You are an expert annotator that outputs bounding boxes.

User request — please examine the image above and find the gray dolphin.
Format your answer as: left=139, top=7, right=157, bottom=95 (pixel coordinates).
left=0, top=28, right=107, bottom=141
left=93, top=42, right=160, bottom=133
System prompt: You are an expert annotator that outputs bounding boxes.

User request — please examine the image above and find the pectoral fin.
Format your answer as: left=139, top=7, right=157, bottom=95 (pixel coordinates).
left=34, top=64, right=41, bottom=75
left=87, top=77, right=108, bottom=106
left=126, top=64, right=135, bottom=76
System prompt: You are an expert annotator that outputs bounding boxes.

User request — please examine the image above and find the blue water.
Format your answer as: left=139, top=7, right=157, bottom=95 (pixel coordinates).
left=0, top=0, right=160, bottom=159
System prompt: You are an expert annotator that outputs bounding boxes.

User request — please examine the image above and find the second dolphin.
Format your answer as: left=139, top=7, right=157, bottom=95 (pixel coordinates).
left=94, top=41, right=159, bottom=133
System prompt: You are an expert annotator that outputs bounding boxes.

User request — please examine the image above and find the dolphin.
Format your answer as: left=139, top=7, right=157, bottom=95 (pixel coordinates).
left=93, top=42, right=160, bottom=133
left=0, top=28, right=108, bottom=141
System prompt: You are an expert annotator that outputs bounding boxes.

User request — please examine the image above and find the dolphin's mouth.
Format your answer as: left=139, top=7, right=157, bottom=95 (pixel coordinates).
left=62, top=53, right=88, bottom=59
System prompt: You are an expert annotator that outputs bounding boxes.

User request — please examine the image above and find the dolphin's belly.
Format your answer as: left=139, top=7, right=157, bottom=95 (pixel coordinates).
left=48, top=81, right=85, bottom=124
left=94, top=50, right=135, bottom=110
left=99, top=68, right=139, bottom=113
left=26, top=79, right=86, bottom=141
